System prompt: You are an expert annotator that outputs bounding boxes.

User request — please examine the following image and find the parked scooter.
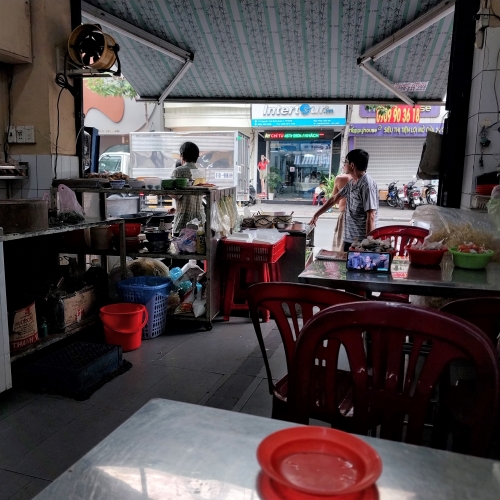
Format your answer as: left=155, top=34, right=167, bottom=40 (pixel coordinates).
left=386, top=181, right=404, bottom=209
left=422, top=182, right=438, bottom=205
left=406, top=180, right=423, bottom=209
left=244, top=182, right=257, bottom=206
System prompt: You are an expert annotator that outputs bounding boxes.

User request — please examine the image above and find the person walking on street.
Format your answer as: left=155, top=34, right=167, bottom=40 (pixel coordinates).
left=309, top=149, right=378, bottom=252
left=330, top=171, right=352, bottom=251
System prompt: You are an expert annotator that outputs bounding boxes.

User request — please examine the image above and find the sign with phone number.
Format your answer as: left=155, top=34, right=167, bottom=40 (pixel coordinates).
left=376, top=106, right=421, bottom=123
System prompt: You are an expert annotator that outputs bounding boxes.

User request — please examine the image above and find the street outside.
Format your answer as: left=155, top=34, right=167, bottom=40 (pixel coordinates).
left=238, top=201, right=414, bottom=252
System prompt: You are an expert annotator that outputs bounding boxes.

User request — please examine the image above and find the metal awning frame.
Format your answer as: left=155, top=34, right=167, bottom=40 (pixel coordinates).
left=357, top=0, right=455, bottom=106
left=81, top=1, right=194, bottom=104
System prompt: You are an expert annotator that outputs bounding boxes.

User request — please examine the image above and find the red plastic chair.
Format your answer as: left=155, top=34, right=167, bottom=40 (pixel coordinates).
left=247, top=282, right=367, bottom=423
left=367, top=225, right=429, bottom=302
left=367, top=225, right=429, bottom=257
left=287, top=302, right=499, bottom=457
left=437, top=297, right=500, bottom=451
left=439, top=297, right=500, bottom=347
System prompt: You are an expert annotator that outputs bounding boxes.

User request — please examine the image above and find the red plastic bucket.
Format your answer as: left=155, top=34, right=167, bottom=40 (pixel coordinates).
left=100, top=303, right=148, bottom=352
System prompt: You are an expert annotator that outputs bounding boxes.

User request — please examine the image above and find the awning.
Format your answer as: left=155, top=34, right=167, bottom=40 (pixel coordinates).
left=82, top=0, right=454, bottom=104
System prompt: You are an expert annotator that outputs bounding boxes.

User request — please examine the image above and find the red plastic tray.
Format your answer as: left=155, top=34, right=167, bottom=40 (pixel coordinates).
left=257, top=426, right=382, bottom=496
left=221, top=236, right=286, bottom=263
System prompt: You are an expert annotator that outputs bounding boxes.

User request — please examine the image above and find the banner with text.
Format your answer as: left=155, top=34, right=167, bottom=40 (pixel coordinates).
left=349, top=123, right=444, bottom=137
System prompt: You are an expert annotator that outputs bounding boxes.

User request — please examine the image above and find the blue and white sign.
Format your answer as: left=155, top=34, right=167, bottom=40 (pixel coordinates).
left=251, top=103, right=347, bottom=127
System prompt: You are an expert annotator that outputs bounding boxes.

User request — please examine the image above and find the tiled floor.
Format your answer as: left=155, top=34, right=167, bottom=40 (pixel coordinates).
left=1, top=315, right=499, bottom=499
left=0, top=317, right=283, bottom=499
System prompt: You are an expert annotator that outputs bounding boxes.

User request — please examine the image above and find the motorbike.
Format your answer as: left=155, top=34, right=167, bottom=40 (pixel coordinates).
left=422, top=182, right=438, bottom=205
left=386, top=180, right=404, bottom=209
left=244, top=182, right=257, bottom=206
left=406, top=180, right=423, bottom=210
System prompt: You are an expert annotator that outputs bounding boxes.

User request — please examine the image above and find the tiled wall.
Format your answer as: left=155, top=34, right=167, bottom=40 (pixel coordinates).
left=463, top=27, right=500, bottom=209
left=0, top=155, right=80, bottom=200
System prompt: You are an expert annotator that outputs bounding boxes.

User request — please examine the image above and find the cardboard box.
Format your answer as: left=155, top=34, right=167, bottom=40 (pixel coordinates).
left=61, top=286, right=96, bottom=328
left=379, top=189, right=388, bottom=201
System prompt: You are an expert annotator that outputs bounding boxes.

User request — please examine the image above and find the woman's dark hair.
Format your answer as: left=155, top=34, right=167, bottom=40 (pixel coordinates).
left=179, top=142, right=200, bottom=163
left=346, top=149, right=369, bottom=171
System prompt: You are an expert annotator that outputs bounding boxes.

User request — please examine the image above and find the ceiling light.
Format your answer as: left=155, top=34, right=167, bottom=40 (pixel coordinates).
left=359, top=63, right=415, bottom=105
left=359, top=0, right=455, bottom=62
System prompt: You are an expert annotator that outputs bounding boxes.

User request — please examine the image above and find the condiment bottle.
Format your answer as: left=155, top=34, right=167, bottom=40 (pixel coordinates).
left=196, top=222, right=206, bottom=254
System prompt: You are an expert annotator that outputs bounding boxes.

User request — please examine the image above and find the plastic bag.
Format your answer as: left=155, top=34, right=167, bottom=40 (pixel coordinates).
left=58, top=185, right=84, bottom=216
left=175, top=227, right=197, bottom=253
left=211, top=202, right=223, bottom=238
left=411, top=205, right=500, bottom=261
left=193, top=298, right=206, bottom=317
left=487, top=197, right=500, bottom=231
left=169, top=267, right=183, bottom=281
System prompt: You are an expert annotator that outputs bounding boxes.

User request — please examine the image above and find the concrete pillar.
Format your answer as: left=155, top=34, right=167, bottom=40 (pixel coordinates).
left=463, top=23, right=500, bottom=209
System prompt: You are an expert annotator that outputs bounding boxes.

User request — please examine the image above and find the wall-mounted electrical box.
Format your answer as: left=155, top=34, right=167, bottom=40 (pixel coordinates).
left=6, top=126, right=36, bottom=144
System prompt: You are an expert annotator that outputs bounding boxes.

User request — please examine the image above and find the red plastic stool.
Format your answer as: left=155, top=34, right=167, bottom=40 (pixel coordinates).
left=223, top=261, right=281, bottom=321
left=221, top=237, right=286, bottom=321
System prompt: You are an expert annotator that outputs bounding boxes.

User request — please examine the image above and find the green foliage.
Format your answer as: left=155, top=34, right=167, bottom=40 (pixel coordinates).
left=85, top=77, right=138, bottom=99
left=319, top=174, right=336, bottom=198
left=268, top=167, right=283, bottom=193
left=364, top=104, right=394, bottom=116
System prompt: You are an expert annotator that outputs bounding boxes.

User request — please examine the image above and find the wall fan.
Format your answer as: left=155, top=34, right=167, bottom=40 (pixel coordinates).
left=68, top=24, right=121, bottom=75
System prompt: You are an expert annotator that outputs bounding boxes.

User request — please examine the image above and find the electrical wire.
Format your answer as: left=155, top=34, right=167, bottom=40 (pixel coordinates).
left=3, top=67, right=14, bottom=163
left=53, top=88, right=64, bottom=179
left=53, top=52, right=78, bottom=179
left=493, top=26, right=500, bottom=123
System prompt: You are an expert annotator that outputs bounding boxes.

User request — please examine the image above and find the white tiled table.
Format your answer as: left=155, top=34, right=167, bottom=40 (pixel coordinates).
left=34, top=399, right=500, bottom=499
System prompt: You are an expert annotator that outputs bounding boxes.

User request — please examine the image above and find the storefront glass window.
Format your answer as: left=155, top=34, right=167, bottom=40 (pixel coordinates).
left=268, top=140, right=333, bottom=186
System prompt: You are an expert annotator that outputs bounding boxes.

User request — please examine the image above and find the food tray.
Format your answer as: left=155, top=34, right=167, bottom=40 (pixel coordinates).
left=221, top=236, right=286, bottom=263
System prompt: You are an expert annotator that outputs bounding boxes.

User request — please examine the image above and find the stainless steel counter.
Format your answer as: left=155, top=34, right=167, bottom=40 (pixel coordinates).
left=34, top=399, right=500, bottom=499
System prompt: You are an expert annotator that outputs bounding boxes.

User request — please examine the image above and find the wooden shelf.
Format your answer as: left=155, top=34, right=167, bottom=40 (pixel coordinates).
left=10, top=316, right=100, bottom=362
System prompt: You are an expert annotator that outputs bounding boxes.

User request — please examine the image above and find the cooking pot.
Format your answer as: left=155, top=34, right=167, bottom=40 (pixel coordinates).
left=0, top=200, right=48, bottom=234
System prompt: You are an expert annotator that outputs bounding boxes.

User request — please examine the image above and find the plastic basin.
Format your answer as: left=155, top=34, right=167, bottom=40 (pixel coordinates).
left=110, top=223, right=142, bottom=237
left=407, top=246, right=447, bottom=267
left=449, top=247, right=494, bottom=269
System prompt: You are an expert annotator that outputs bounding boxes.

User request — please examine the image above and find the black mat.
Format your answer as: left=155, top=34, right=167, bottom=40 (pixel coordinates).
left=18, top=342, right=133, bottom=401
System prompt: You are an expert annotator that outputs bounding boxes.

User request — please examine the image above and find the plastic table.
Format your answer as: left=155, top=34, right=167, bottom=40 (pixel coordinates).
left=33, top=399, right=500, bottom=499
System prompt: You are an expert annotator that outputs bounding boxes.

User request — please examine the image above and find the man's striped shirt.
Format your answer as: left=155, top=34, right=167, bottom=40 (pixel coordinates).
left=339, top=173, right=379, bottom=244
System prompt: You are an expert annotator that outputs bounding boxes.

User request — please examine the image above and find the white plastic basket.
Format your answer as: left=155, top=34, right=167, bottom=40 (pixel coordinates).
left=471, top=195, right=490, bottom=211
left=142, top=293, right=168, bottom=339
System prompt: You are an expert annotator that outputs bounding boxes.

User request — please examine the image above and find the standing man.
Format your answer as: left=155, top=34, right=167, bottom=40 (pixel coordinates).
left=258, top=154, right=270, bottom=194
left=330, top=171, right=352, bottom=251
left=309, top=149, right=378, bottom=252
left=171, top=141, right=204, bottom=233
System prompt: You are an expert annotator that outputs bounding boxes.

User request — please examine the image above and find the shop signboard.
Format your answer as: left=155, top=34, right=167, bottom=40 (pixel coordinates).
left=359, top=105, right=440, bottom=122
left=348, top=123, right=444, bottom=137
left=252, top=104, right=347, bottom=127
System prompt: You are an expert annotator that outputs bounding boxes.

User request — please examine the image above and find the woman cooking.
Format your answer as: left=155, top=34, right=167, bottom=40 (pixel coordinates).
left=171, top=141, right=205, bottom=234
